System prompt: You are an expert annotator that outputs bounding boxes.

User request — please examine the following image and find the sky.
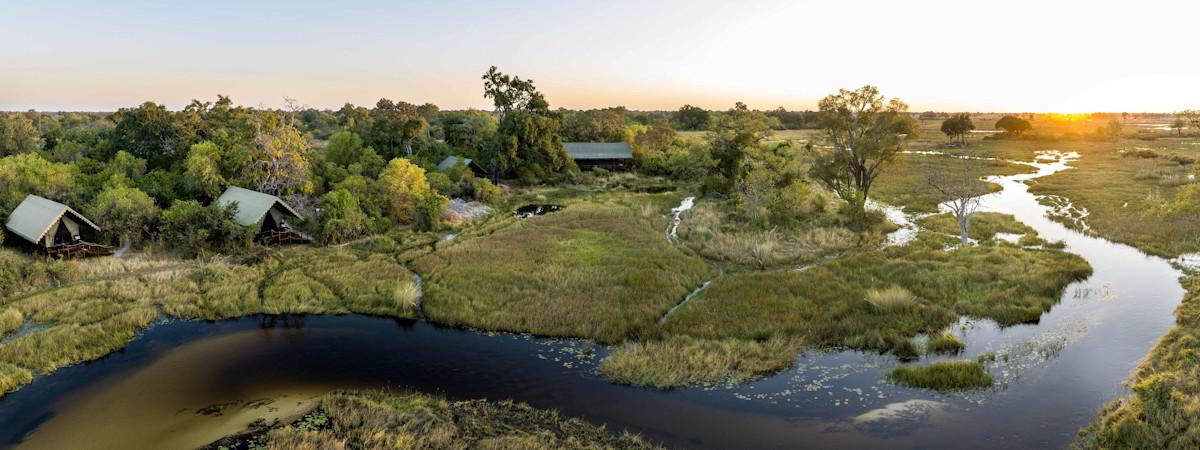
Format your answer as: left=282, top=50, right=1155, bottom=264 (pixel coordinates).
left=2, top=0, right=1198, bottom=113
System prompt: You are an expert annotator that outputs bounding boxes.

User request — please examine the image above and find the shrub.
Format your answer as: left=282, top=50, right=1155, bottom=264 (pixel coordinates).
left=158, top=200, right=254, bottom=257
left=317, top=189, right=369, bottom=245
left=466, top=177, right=501, bottom=205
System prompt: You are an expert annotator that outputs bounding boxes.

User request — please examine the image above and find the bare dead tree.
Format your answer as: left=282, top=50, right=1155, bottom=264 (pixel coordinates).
left=926, top=155, right=988, bottom=245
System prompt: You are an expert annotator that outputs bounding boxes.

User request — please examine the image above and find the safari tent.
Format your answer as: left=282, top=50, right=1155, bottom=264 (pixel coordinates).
left=437, top=155, right=487, bottom=177
left=5, top=195, right=112, bottom=256
left=216, top=186, right=309, bottom=244
left=563, top=142, right=634, bottom=171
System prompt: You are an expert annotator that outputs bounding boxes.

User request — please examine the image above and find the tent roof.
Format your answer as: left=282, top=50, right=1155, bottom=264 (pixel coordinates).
left=216, top=186, right=302, bottom=227
left=5, top=195, right=100, bottom=244
left=563, top=142, right=633, bottom=160
left=437, top=155, right=476, bottom=171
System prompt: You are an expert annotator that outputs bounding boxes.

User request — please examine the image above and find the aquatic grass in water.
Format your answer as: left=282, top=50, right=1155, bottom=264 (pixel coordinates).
left=925, top=329, right=965, bottom=355
left=598, top=335, right=803, bottom=389
left=887, top=360, right=994, bottom=391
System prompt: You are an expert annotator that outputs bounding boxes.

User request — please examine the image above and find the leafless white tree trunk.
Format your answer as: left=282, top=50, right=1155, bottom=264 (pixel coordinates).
left=927, top=156, right=987, bottom=245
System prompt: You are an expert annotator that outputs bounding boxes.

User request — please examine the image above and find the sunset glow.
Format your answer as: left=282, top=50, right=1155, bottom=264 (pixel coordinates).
left=3, top=0, right=1200, bottom=112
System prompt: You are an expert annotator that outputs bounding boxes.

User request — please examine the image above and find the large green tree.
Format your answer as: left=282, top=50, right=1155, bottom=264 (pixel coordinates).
left=86, top=186, right=159, bottom=246
left=0, top=113, right=39, bottom=155
left=482, top=66, right=548, bottom=119
left=674, top=105, right=711, bottom=131
left=707, top=102, right=773, bottom=194
left=809, top=86, right=917, bottom=217
left=995, top=115, right=1032, bottom=136
left=940, top=113, right=975, bottom=146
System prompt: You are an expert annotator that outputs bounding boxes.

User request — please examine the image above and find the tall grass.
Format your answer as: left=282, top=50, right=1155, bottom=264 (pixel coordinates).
left=209, top=391, right=658, bottom=450
left=599, top=335, right=802, bottom=388
left=864, top=286, right=918, bottom=314
left=887, top=360, right=993, bottom=391
left=678, top=202, right=857, bottom=268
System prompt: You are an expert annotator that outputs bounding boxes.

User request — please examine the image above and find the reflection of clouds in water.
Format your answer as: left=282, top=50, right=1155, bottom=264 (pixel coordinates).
left=849, top=399, right=947, bottom=437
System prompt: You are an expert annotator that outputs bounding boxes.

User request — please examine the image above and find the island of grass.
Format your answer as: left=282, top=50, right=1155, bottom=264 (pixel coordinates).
left=206, top=391, right=657, bottom=450
left=887, top=360, right=994, bottom=390
left=601, top=228, right=1090, bottom=388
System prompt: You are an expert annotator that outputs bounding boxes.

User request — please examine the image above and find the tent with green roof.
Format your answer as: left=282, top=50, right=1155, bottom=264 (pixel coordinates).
left=563, top=142, right=633, bottom=171
left=5, top=195, right=110, bottom=256
left=216, top=186, right=308, bottom=243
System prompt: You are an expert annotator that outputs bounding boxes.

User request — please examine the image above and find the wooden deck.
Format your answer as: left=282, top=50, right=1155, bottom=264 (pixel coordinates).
left=256, top=229, right=312, bottom=245
left=45, top=241, right=114, bottom=258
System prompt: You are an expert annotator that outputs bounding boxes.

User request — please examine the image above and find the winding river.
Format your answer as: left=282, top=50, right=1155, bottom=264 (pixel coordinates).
left=0, top=151, right=1188, bottom=449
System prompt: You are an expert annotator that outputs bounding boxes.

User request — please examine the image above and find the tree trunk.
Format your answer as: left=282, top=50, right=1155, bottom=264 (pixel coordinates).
left=957, top=211, right=970, bottom=245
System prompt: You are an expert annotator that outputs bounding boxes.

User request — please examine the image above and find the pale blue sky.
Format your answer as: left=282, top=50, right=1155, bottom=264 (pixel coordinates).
left=3, top=0, right=1198, bottom=112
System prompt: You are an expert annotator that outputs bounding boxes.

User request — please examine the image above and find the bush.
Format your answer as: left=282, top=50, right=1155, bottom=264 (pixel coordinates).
left=316, top=189, right=368, bottom=245
left=158, top=200, right=254, bottom=257
left=926, top=329, right=965, bottom=354
left=426, top=171, right=461, bottom=198
left=466, top=177, right=501, bottom=205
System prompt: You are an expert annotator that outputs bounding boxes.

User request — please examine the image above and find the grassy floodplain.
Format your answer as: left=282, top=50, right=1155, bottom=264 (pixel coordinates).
left=412, top=190, right=716, bottom=344
left=206, top=391, right=657, bottom=450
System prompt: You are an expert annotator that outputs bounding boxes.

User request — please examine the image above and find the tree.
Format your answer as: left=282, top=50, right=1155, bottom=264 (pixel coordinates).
left=995, top=115, right=1032, bottom=136
left=110, top=101, right=197, bottom=168
left=1172, top=118, right=1186, bottom=136
left=674, top=105, right=711, bottom=131
left=707, top=102, right=773, bottom=194
left=441, top=109, right=497, bottom=150
left=247, top=112, right=313, bottom=196
left=184, top=141, right=228, bottom=199
left=0, top=153, right=76, bottom=217
left=87, top=186, right=158, bottom=246
left=325, top=130, right=384, bottom=177
left=625, top=116, right=676, bottom=166
left=158, top=200, right=253, bottom=257
left=940, top=113, right=975, bottom=146
left=316, top=189, right=369, bottom=244
left=1103, top=119, right=1123, bottom=141
left=926, top=156, right=987, bottom=245
left=809, top=86, right=917, bottom=218
left=561, top=107, right=628, bottom=142
left=370, top=99, right=426, bottom=158
left=1180, top=110, right=1200, bottom=133
left=482, top=66, right=548, bottom=119
left=0, top=114, right=39, bottom=155
left=377, top=158, right=440, bottom=225
left=491, top=110, right=575, bottom=184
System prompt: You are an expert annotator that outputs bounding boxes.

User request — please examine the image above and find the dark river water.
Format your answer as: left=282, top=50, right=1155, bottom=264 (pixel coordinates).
left=0, top=151, right=1188, bottom=449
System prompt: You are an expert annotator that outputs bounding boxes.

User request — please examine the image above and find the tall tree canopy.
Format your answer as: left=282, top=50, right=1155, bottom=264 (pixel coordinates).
left=0, top=114, right=40, bottom=156
left=369, top=99, right=427, bottom=158
left=995, top=115, right=1032, bottom=135
left=809, top=86, right=917, bottom=217
left=482, top=66, right=548, bottom=119
left=674, top=105, right=711, bottom=131
left=940, top=113, right=975, bottom=146
left=707, top=102, right=773, bottom=194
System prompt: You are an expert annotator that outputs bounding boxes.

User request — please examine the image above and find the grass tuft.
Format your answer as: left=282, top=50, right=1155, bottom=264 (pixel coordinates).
left=887, top=360, right=993, bottom=391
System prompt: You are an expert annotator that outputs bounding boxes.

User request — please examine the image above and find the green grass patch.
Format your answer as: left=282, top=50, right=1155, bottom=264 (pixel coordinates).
left=598, top=335, right=802, bottom=389
left=662, top=233, right=1091, bottom=356
left=917, top=212, right=1035, bottom=242
left=413, top=200, right=715, bottom=343
left=887, top=360, right=993, bottom=391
